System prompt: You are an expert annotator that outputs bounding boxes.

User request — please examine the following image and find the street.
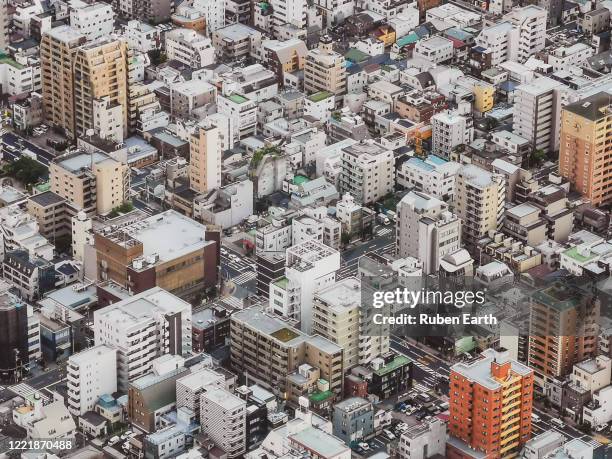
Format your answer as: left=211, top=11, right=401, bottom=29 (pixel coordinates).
left=338, top=224, right=396, bottom=280
left=2, top=132, right=55, bottom=166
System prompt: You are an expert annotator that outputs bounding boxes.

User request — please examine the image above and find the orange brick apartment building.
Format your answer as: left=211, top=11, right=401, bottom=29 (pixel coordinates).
left=447, top=348, right=534, bottom=459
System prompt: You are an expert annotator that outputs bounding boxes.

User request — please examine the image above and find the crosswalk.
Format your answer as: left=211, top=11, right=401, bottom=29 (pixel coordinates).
left=377, top=228, right=393, bottom=236
left=414, top=360, right=438, bottom=376
left=413, top=382, right=432, bottom=393
left=232, top=271, right=256, bottom=285
left=9, top=383, right=50, bottom=402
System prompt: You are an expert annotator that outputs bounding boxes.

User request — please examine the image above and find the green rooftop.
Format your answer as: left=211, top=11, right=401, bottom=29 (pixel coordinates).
left=34, top=182, right=50, bottom=193
left=270, top=327, right=299, bottom=343
left=273, top=276, right=289, bottom=289
left=308, top=91, right=333, bottom=103
left=0, top=53, right=24, bottom=70
left=293, top=175, right=310, bottom=185
left=228, top=93, right=248, bottom=104
left=563, top=246, right=596, bottom=263
left=309, top=390, right=333, bottom=403
left=345, top=48, right=369, bottom=63
left=373, top=355, right=411, bottom=377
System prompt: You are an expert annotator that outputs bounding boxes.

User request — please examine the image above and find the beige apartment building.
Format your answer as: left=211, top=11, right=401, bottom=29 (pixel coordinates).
left=190, top=123, right=221, bottom=193
left=528, top=283, right=600, bottom=388
left=455, top=164, right=506, bottom=248
left=40, top=26, right=87, bottom=139
left=41, top=26, right=128, bottom=139
left=73, top=38, right=129, bottom=139
left=304, top=35, right=346, bottom=96
left=559, top=92, right=612, bottom=206
left=50, top=151, right=129, bottom=215
left=230, top=307, right=344, bottom=398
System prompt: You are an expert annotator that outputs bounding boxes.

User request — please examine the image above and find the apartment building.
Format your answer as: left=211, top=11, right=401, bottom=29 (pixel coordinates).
left=431, top=111, right=473, bottom=159
left=230, top=306, right=344, bottom=397
left=396, top=155, right=461, bottom=201
left=66, top=345, right=117, bottom=416
left=548, top=43, right=593, bottom=72
left=72, top=38, right=128, bottom=139
left=413, top=36, right=454, bottom=63
left=312, top=278, right=388, bottom=370
left=474, top=22, right=517, bottom=66
left=260, top=39, right=308, bottom=85
left=190, top=123, right=221, bottom=193
left=40, top=26, right=87, bottom=139
left=94, top=210, right=218, bottom=297
left=201, top=388, right=246, bottom=458
left=212, top=23, right=262, bottom=60
left=396, top=191, right=462, bottom=274
left=304, top=36, right=346, bottom=96
left=559, top=92, right=612, bottom=206
left=448, top=348, right=534, bottom=459
left=270, top=239, right=340, bottom=333
left=165, top=28, right=215, bottom=68
left=503, top=5, right=547, bottom=63
left=454, top=164, right=506, bottom=248
left=176, top=367, right=225, bottom=421
left=0, top=289, right=28, bottom=383
left=217, top=93, right=257, bottom=141
left=528, top=284, right=599, bottom=389
left=503, top=203, right=547, bottom=247
left=332, top=397, right=374, bottom=445
left=69, top=3, right=114, bottom=40
left=398, top=420, right=447, bottom=459
left=50, top=151, right=129, bottom=216
left=512, top=77, right=565, bottom=154
left=93, top=287, right=193, bottom=391
left=339, top=140, right=394, bottom=205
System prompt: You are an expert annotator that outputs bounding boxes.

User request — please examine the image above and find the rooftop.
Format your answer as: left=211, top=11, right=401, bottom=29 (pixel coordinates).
left=450, top=348, right=532, bottom=390
left=564, top=91, right=612, bottom=121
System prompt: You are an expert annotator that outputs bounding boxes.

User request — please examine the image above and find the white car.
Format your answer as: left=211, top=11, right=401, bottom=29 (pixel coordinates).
left=358, top=443, right=370, bottom=451
left=596, top=423, right=608, bottom=432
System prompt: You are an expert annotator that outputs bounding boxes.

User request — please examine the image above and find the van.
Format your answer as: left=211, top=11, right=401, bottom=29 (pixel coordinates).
left=531, top=413, right=541, bottom=423
left=109, top=436, right=120, bottom=445
left=383, top=429, right=396, bottom=440
left=551, top=418, right=565, bottom=429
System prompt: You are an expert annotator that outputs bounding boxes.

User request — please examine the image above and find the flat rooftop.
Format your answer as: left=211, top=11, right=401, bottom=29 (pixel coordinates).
left=450, top=348, right=532, bottom=390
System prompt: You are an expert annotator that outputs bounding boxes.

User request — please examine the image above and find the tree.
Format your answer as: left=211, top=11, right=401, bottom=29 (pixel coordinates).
left=3, top=156, right=47, bottom=187
left=147, top=49, right=167, bottom=66
left=530, top=149, right=547, bottom=167
left=341, top=232, right=350, bottom=246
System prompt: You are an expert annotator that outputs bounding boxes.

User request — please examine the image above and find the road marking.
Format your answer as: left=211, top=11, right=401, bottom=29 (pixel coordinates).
left=377, top=228, right=393, bottom=236
left=232, top=271, right=256, bottom=285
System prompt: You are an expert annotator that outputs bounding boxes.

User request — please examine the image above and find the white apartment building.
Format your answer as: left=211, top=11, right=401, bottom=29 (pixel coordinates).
left=339, top=140, right=394, bottom=205
left=454, top=164, right=506, bottom=246
left=512, top=76, right=565, bottom=153
left=165, top=28, right=215, bottom=68
left=69, top=2, right=114, bottom=40
left=217, top=93, right=257, bottom=141
left=176, top=367, right=224, bottom=420
left=396, top=191, right=462, bottom=275
left=124, top=20, right=161, bottom=53
left=413, top=36, right=454, bottom=64
left=396, top=155, right=461, bottom=201
left=399, top=420, right=447, bottom=459
left=292, top=215, right=324, bottom=246
left=431, top=111, right=474, bottom=158
left=272, top=0, right=308, bottom=31
left=27, top=305, right=41, bottom=364
left=312, top=278, right=389, bottom=370
left=584, top=386, right=612, bottom=427
left=220, top=64, right=279, bottom=103
left=93, top=96, right=124, bottom=143
left=269, top=239, right=340, bottom=333
left=188, top=0, right=225, bottom=34
left=503, top=5, right=547, bottom=63
left=66, top=345, right=117, bottom=416
left=201, top=388, right=246, bottom=458
left=475, top=22, right=518, bottom=66
left=570, top=356, right=612, bottom=393
left=93, top=287, right=192, bottom=391
left=548, top=43, right=594, bottom=72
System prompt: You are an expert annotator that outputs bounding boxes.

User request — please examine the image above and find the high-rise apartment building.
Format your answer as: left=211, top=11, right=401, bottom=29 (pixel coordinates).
left=42, top=28, right=128, bottom=140
left=40, top=26, right=87, bottom=139
left=512, top=77, right=565, bottom=154
left=269, top=239, right=340, bottom=333
left=201, top=388, right=246, bottom=458
left=304, top=36, right=346, bottom=96
left=396, top=191, right=462, bottom=274
left=67, top=345, right=117, bottom=416
left=49, top=151, right=129, bottom=216
left=339, top=140, right=394, bottom=205
left=230, top=306, right=344, bottom=397
left=454, top=165, right=506, bottom=248
left=559, top=92, right=612, bottom=206
left=475, top=22, right=518, bottom=66
left=503, top=5, right=546, bottom=63
left=190, top=123, right=221, bottom=193
left=312, top=278, right=389, bottom=370
left=93, top=287, right=192, bottom=391
left=73, top=38, right=129, bottom=139
left=448, top=348, right=534, bottom=459
left=528, top=283, right=599, bottom=389
left=0, top=289, right=28, bottom=383
left=431, top=111, right=474, bottom=159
